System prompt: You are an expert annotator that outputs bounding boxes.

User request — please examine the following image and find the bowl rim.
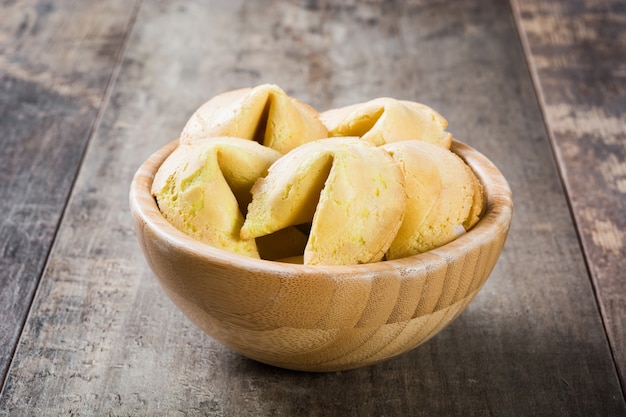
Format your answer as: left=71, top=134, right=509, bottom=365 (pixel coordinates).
left=130, top=138, right=513, bottom=275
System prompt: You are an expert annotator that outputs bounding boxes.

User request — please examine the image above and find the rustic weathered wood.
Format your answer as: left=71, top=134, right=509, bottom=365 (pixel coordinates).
left=0, top=0, right=139, bottom=383
left=511, top=0, right=626, bottom=391
left=1, top=0, right=625, bottom=415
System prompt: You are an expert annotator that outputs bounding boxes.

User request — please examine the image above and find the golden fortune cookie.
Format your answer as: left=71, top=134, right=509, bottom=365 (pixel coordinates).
left=180, top=84, right=328, bottom=154
left=321, top=97, right=452, bottom=148
left=241, top=138, right=406, bottom=266
left=152, top=137, right=282, bottom=258
left=382, top=140, right=483, bottom=260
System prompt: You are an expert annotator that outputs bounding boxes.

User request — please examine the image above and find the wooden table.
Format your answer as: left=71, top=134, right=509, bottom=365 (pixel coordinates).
left=1, top=1, right=624, bottom=415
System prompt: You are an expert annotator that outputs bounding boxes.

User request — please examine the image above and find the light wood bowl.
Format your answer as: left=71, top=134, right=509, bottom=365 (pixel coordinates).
left=130, top=139, right=513, bottom=372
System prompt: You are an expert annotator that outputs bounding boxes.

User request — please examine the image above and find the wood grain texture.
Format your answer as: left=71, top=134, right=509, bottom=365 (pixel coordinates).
left=511, top=0, right=626, bottom=391
left=0, top=0, right=139, bottom=382
left=1, top=0, right=625, bottom=415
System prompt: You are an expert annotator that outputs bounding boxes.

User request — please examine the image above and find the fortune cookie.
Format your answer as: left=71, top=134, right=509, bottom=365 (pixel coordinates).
left=241, top=138, right=406, bottom=265
left=321, top=97, right=452, bottom=148
left=382, top=140, right=483, bottom=259
left=180, top=84, right=328, bottom=154
left=152, top=137, right=282, bottom=258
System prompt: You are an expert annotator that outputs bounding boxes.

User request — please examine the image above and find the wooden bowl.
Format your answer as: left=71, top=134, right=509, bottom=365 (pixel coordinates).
left=129, top=139, right=513, bottom=372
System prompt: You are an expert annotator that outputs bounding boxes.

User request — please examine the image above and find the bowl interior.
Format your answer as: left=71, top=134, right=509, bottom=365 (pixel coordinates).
left=131, top=139, right=512, bottom=273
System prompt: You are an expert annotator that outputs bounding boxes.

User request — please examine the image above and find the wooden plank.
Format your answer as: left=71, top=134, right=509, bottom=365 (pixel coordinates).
left=1, top=0, right=625, bottom=415
left=510, top=0, right=626, bottom=391
left=0, top=1, right=140, bottom=383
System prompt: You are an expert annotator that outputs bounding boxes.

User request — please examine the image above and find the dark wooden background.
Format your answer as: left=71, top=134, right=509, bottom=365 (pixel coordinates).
left=1, top=0, right=624, bottom=415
